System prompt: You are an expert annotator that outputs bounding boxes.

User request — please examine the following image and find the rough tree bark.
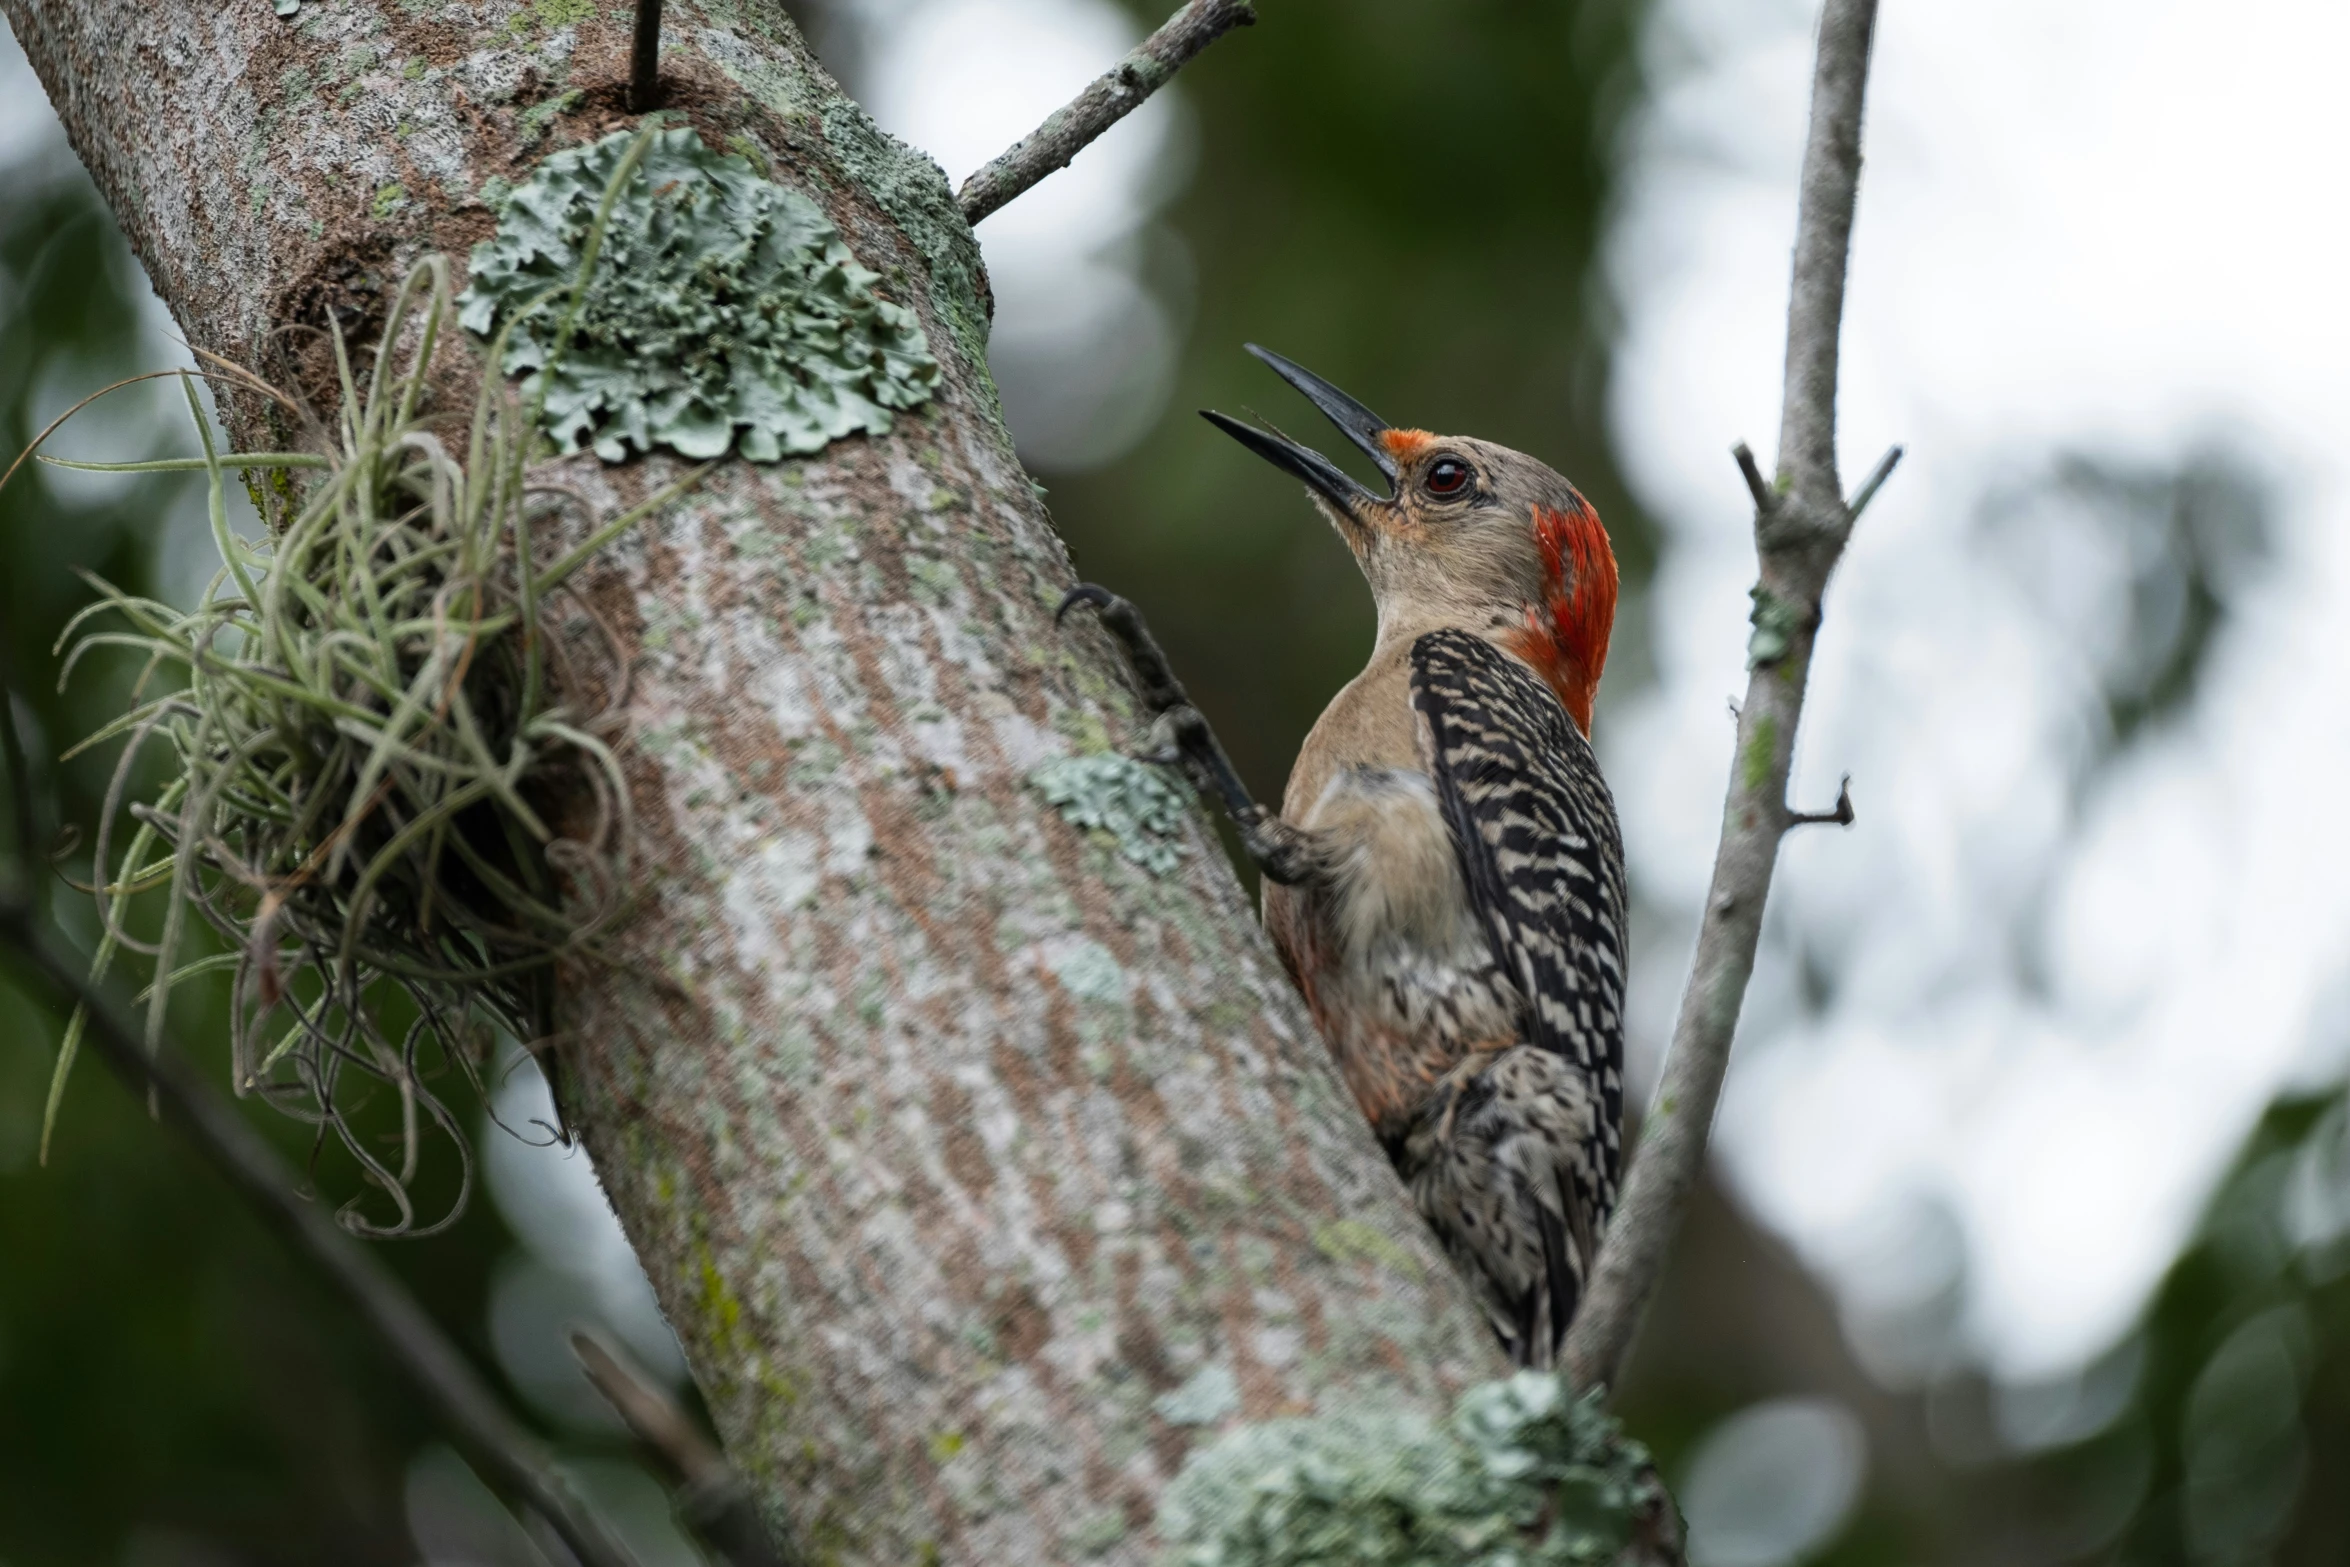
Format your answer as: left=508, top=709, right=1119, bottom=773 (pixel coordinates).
left=1, top=0, right=1504, bottom=1561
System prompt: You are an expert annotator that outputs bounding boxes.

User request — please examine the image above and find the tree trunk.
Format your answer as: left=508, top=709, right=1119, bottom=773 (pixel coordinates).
left=1, top=0, right=1503, bottom=1558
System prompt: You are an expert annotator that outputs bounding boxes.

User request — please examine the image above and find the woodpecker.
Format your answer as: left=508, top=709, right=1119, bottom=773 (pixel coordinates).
left=1060, top=346, right=1626, bottom=1370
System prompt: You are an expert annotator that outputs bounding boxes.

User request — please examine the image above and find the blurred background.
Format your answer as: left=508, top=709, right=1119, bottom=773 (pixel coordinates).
left=5, top=0, right=2350, bottom=1562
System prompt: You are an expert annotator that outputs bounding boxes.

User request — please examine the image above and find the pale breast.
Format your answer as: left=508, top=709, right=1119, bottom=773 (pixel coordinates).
left=1281, top=764, right=1525, bottom=1130
left=1305, top=766, right=1479, bottom=971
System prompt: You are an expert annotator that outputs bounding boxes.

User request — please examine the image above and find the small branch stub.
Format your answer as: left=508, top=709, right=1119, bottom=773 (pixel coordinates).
left=1788, top=774, right=1855, bottom=829
left=1848, top=443, right=1904, bottom=519
left=1733, top=440, right=1776, bottom=515
left=956, top=0, right=1256, bottom=226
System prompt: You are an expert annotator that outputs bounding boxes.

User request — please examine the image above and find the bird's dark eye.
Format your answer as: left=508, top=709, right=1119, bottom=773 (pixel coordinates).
left=1424, top=457, right=1472, bottom=497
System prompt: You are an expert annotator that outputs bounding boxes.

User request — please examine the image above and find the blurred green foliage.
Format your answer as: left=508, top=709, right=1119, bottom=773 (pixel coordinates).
left=2017, top=1090, right=2350, bottom=1565
left=0, top=93, right=523, bottom=1567
left=0, top=970, right=506, bottom=1563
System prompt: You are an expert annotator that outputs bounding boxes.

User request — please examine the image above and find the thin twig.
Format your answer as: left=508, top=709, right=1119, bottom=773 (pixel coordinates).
left=571, top=1328, right=796, bottom=1567
left=1731, top=441, right=1774, bottom=514
left=0, top=893, right=644, bottom=1567
left=1847, top=443, right=1903, bottom=519
left=954, top=0, right=1256, bottom=227
left=628, top=0, right=664, bottom=112
left=1562, top=0, right=1887, bottom=1396
left=1787, top=774, right=1855, bottom=829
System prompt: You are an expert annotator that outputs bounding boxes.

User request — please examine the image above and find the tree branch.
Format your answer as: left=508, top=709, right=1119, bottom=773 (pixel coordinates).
left=0, top=894, right=643, bottom=1567
left=571, top=1328, right=794, bottom=1567
left=1773, top=1, right=1879, bottom=513
left=954, top=0, right=1255, bottom=226
left=1561, top=0, right=1887, bottom=1396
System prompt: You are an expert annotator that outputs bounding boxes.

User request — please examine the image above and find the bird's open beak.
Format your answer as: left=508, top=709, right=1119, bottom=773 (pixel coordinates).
left=1201, top=345, right=1395, bottom=521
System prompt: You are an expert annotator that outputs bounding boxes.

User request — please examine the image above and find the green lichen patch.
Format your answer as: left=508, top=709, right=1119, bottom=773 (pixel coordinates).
left=1311, top=1218, right=1426, bottom=1281
left=818, top=98, right=993, bottom=371
left=1740, top=714, right=1779, bottom=795
left=1158, top=1373, right=1671, bottom=1566
left=1154, top=1365, right=1241, bottom=1428
left=1031, top=754, right=1192, bottom=877
left=515, top=90, right=582, bottom=149
left=1745, top=584, right=1801, bottom=668
left=459, top=125, right=940, bottom=463
left=1047, top=938, right=1127, bottom=1004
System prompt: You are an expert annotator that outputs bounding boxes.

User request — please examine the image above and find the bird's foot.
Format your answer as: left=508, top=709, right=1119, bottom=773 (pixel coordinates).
left=1055, top=584, right=1188, bottom=714
left=1056, top=583, right=1316, bottom=884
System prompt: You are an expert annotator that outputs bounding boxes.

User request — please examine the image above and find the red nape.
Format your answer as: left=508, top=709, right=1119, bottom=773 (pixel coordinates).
left=1505, top=497, right=1618, bottom=735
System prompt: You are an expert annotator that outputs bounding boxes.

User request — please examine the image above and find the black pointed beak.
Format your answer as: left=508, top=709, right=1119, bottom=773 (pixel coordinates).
left=1242, top=343, right=1397, bottom=485
left=1199, top=409, right=1382, bottom=516
left=1201, top=346, right=1396, bottom=517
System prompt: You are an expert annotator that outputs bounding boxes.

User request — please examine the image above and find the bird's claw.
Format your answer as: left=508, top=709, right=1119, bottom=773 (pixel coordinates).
left=1055, top=580, right=1316, bottom=886
left=1054, top=582, right=1117, bottom=627
left=1055, top=581, right=1189, bottom=716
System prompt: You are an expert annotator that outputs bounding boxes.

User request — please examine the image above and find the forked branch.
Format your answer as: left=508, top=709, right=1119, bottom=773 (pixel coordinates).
left=1561, top=0, right=1890, bottom=1395
left=955, top=0, right=1256, bottom=226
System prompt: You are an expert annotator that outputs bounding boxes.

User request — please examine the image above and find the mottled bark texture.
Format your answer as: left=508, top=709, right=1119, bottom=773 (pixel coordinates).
left=0, top=0, right=1504, bottom=1560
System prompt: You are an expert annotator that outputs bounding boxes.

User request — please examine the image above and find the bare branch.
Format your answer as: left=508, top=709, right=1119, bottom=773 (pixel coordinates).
left=571, top=1328, right=795, bottom=1567
left=1774, top=3, right=1880, bottom=511
left=0, top=894, right=644, bottom=1567
left=954, top=0, right=1255, bottom=227
left=1562, top=0, right=1886, bottom=1396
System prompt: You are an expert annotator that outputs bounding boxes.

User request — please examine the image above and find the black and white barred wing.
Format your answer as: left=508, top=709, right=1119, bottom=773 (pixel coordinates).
left=1407, top=627, right=1629, bottom=1201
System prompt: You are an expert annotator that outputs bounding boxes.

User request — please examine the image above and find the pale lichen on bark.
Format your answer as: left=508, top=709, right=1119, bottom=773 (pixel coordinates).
left=2, top=0, right=1509, bottom=1559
